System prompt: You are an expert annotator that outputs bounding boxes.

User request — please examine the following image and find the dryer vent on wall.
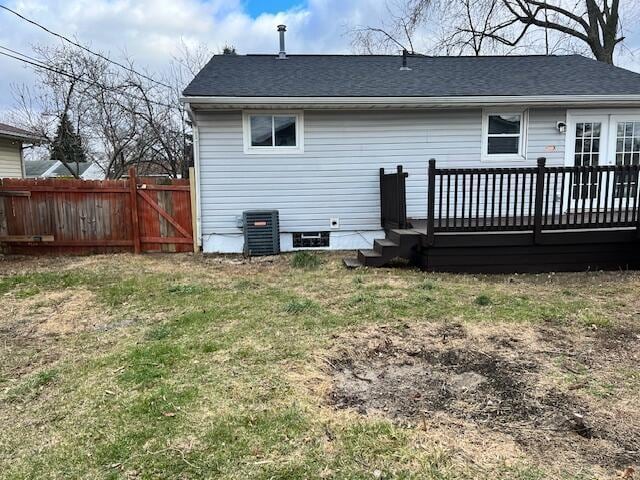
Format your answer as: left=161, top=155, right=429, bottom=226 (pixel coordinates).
left=243, top=210, right=280, bottom=256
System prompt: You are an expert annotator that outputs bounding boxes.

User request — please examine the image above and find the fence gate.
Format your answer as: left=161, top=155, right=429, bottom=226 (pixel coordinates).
left=0, top=167, right=196, bottom=255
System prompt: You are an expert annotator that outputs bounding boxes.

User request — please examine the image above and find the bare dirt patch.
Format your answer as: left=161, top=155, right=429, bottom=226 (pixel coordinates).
left=2, top=288, right=113, bottom=336
left=327, top=322, right=640, bottom=476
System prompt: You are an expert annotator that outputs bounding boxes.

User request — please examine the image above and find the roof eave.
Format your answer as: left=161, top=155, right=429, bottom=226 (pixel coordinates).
left=0, top=129, right=48, bottom=143
left=181, top=94, right=640, bottom=109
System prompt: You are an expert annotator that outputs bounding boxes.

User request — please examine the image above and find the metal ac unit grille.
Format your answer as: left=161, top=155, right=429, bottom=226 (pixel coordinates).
left=243, top=210, right=280, bottom=256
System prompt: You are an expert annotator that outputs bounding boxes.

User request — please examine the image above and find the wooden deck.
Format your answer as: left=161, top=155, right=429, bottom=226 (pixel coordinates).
left=408, top=215, right=639, bottom=234
left=355, top=159, right=640, bottom=273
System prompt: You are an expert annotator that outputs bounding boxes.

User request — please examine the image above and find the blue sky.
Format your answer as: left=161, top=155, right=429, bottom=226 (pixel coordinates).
left=244, top=0, right=304, bottom=17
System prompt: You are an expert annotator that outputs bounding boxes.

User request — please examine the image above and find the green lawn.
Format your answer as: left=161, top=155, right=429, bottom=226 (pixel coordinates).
left=0, top=253, right=638, bottom=479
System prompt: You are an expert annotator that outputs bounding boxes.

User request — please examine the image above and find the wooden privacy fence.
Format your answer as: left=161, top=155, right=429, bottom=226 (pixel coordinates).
left=425, top=158, right=640, bottom=244
left=0, top=167, right=196, bottom=255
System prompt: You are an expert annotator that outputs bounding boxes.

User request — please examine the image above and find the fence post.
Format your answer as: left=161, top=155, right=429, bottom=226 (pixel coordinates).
left=396, top=165, right=405, bottom=229
left=128, top=167, right=141, bottom=254
left=379, top=167, right=385, bottom=228
left=533, top=157, right=546, bottom=245
left=426, top=158, right=436, bottom=246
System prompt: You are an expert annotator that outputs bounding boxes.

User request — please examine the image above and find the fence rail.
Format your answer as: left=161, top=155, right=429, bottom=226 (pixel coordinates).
left=0, top=167, right=195, bottom=255
left=423, top=158, right=640, bottom=244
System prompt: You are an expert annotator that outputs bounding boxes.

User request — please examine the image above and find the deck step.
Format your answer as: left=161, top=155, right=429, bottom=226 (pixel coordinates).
left=375, top=239, right=398, bottom=247
left=388, top=228, right=421, bottom=245
left=389, top=228, right=421, bottom=235
left=373, top=238, right=399, bottom=254
left=357, top=228, right=423, bottom=268
left=342, top=257, right=363, bottom=269
left=358, top=248, right=389, bottom=267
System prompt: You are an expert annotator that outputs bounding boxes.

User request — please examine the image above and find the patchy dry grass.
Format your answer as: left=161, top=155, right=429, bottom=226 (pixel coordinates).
left=0, top=252, right=639, bottom=479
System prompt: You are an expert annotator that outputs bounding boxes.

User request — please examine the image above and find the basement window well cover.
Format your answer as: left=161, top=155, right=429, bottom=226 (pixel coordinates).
left=293, top=232, right=330, bottom=248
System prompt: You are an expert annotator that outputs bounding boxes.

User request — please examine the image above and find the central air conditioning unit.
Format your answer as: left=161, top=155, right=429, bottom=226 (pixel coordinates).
left=243, top=210, right=280, bottom=256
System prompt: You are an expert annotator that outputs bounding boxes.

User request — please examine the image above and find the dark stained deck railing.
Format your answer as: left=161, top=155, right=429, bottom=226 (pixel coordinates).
left=380, top=165, right=409, bottom=230
left=423, top=158, right=640, bottom=245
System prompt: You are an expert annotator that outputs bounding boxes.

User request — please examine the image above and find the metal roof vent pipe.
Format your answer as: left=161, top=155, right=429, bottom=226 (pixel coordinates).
left=400, top=49, right=411, bottom=71
left=277, top=25, right=287, bottom=59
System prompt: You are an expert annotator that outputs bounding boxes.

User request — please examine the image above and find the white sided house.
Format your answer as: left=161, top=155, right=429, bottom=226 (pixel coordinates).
left=0, top=123, right=46, bottom=178
left=182, top=27, right=640, bottom=271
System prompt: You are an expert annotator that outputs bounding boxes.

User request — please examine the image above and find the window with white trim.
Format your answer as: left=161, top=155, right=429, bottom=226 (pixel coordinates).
left=482, top=111, right=527, bottom=160
left=243, top=112, right=303, bottom=153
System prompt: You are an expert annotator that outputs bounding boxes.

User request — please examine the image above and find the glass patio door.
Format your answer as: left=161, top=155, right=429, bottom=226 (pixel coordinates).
left=565, top=116, right=609, bottom=211
left=608, top=116, right=640, bottom=211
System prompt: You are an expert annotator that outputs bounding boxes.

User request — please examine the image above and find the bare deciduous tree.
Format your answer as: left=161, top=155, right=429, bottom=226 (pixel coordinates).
left=10, top=41, right=212, bottom=179
left=350, top=0, right=432, bottom=53
left=479, top=0, right=624, bottom=63
left=435, top=0, right=537, bottom=56
left=9, top=46, right=95, bottom=177
left=349, top=0, right=630, bottom=64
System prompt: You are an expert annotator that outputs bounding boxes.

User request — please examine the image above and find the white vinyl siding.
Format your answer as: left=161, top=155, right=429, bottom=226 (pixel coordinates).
left=196, top=108, right=566, bottom=248
left=0, top=138, right=23, bottom=178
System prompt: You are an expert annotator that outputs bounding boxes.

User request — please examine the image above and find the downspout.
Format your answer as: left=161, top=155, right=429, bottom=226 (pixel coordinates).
left=185, top=102, right=202, bottom=249
left=19, top=143, right=25, bottom=178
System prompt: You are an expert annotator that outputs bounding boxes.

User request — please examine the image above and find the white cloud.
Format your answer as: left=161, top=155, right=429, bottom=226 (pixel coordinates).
left=0, top=0, right=388, bottom=112
left=0, top=0, right=639, bottom=117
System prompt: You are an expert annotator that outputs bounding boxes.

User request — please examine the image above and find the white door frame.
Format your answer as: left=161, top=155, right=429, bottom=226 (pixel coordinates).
left=565, top=109, right=640, bottom=167
left=608, top=114, right=640, bottom=210
left=564, top=111, right=611, bottom=167
left=564, top=112, right=609, bottom=212
left=564, top=109, right=640, bottom=212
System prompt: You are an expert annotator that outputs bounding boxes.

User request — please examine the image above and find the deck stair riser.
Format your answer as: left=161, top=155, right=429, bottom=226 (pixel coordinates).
left=357, top=229, right=421, bottom=267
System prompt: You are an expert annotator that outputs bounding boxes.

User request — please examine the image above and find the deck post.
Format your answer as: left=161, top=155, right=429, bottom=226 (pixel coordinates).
left=426, top=159, right=436, bottom=246
left=128, top=167, right=141, bottom=254
left=533, top=157, right=546, bottom=245
left=636, top=166, right=640, bottom=239
left=379, top=167, right=385, bottom=228
left=396, top=165, right=405, bottom=229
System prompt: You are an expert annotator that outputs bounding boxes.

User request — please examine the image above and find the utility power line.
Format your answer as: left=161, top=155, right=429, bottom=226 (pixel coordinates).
left=0, top=3, right=174, bottom=90
left=0, top=44, right=51, bottom=66
left=0, top=45, right=179, bottom=111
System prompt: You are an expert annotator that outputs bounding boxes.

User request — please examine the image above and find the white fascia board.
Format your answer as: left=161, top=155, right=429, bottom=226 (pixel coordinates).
left=181, top=94, right=640, bottom=109
left=0, top=130, right=48, bottom=143
left=41, top=161, right=62, bottom=178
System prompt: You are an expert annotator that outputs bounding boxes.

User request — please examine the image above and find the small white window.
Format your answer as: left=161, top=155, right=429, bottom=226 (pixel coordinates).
left=482, top=110, right=527, bottom=161
left=243, top=111, right=303, bottom=154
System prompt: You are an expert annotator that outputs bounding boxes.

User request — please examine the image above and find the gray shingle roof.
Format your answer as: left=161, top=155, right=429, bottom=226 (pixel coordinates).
left=24, top=160, right=57, bottom=177
left=25, top=160, right=95, bottom=177
left=50, top=161, right=94, bottom=177
left=183, top=54, right=640, bottom=98
left=0, top=122, right=45, bottom=141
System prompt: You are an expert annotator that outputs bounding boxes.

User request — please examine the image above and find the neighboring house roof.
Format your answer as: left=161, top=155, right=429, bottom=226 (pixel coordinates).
left=49, top=161, right=96, bottom=177
left=0, top=122, right=47, bottom=142
left=24, top=160, right=57, bottom=177
left=24, top=160, right=103, bottom=179
left=182, top=54, right=640, bottom=98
